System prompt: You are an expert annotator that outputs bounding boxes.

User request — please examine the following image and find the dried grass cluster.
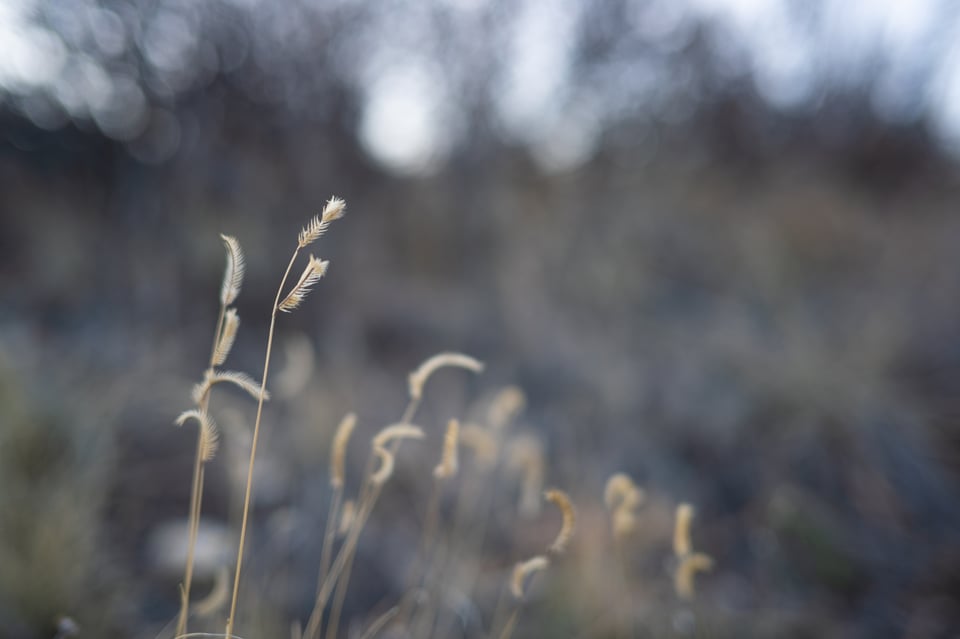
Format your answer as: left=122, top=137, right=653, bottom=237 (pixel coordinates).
left=166, top=200, right=717, bottom=639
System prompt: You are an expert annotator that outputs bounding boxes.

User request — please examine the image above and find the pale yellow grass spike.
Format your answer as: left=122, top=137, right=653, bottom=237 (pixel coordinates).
left=675, top=552, right=714, bottom=600
left=175, top=409, right=219, bottom=462
left=369, top=424, right=424, bottom=484
left=544, top=489, right=576, bottom=555
left=371, top=423, right=425, bottom=449
left=408, top=352, right=484, bottom=401
left=460, top=423, right=498, bottom=468
left=330, top=413, right=357, bottom=488
left=370, top=446, right=395, bottom=485
left=279, top=256, right=329, bottom=312
left=193, top=566, right=230, bottom=617
left=195, top=369, right=271, bottom=403
left=604, top=473, right=645, bottom=541
left=488, top=386, right=526, bottom=430
left=338, top=500, right=356, bottom=537
left=220, top=234, right=245, bottom=306
left=674, top=503, right=695, bottom=558
left=212, top=309, right=240, bottom=367
left=510, top=555, right=549, bottom=599
left=433, top=419, right=460, bottom=479
left=604, top=473, right=637, bottom=509
left=298, top=196, right=346, bottom=248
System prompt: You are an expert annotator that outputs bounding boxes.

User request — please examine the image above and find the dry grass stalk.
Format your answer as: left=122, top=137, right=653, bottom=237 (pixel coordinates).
left=544, top=489, right=576, bottom=555
left=408, top=352, right=484, bottom=402
left=358, top=606, right=400, bottom=639
left=177, top=234, right=250, bottom=638
left=433, top=419, right=460, bottom=479
left=317, top=412, right=357, bottom=626
left=227, top=201, right=344, bottom=638
left=338, top=500, right=355, bottom=537
left=510, top=555, right=550, bottom=599
left=406, top=419, right=463, bottom=634
left=675, top=552, right=714, bottom=600
left=312, top=353, right=482, bottom=639
left=673, top=503, right=694, bottom=558
left=329, top=413, right=357, bottom=489
left=307, top=422, right=426, bottom=639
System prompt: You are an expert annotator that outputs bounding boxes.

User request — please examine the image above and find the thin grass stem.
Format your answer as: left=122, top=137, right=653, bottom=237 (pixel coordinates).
left=225, top=248, right=300, bottom=637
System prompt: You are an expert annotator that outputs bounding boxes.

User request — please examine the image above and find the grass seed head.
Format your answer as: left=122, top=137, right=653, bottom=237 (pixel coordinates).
left=408, top=352, right=484, bottom=402
left=371, top=423, right=425, bottom=449
left=433, top=418, right=460, bottom=479
left=544, top=488, right=576, bottom=555
left=278, top=256, right=329, bottom=312
left=175, top=409, right=220, bottom=462
left=298, top=196, right=346, bottom=248
left=674, top=503, right=695, bottom=557
left=212, top=308, right=240, bottom=367
left=330, top=412, right=357, bottom=488
left=219, top=234, right=245, bottom=306
left=511, top=555, right=550, bottom=599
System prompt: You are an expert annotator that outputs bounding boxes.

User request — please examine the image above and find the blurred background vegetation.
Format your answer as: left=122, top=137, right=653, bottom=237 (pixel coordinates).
left=3, top=0, right=960, bottom=637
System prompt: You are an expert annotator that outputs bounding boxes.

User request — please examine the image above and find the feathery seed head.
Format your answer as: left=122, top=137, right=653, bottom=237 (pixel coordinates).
left=408, top=352, right=484, bottom=402
left=370, top=446, right=395, bottom=485
left=511, top=555, right=549, bottom=599
left=220, top=235, right=245, bottom=306
left=298, top=197, right=346, bottom=248
left=278, top=256, right=328, bottom=312
left=175, top=409, right=220, bottom=462
left=322, top=196, right=346, bottom=223
left=212, top=308, right=240, bottom=367
left=371, top=423, right=425, bottom=449
left=545, top=488, right=576, bottom=555
left=205, top=369, right=270, bottom=402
